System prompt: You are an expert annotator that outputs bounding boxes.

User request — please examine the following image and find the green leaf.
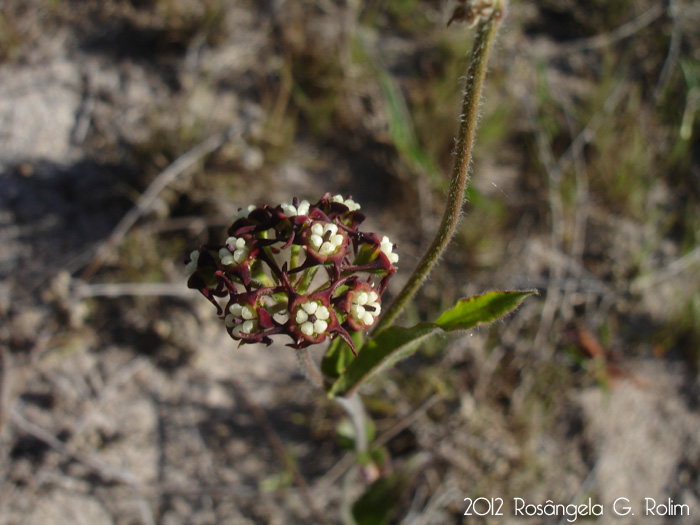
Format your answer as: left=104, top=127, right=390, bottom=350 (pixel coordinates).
left=329, top=323, right=442, bottom=397
left=321, top=331, right=364, bottom=379
left=351, top=454, right=428, bottom=525
left=351, top=474, right=406, bottom=525
left=434, top=290, right=536, bottom=331
left=329, top=291, right=535, bottom=397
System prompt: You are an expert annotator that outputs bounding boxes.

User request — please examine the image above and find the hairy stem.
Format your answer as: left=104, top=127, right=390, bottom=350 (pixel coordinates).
left=373, top=2, right=507, bottom=334
left=297, top=348, right=325, bottom=388
left=335, top=393, right=369, bottom=455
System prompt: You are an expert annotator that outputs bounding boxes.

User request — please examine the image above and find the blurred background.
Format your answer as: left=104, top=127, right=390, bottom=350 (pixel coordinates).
left=1, top=0, right=699, bottom=523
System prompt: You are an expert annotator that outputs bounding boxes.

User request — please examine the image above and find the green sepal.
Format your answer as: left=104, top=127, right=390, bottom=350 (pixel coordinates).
left=352, top=244, right=380, bottom=267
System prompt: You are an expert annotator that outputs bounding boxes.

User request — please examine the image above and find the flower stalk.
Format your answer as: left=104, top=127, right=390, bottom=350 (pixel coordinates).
left=373, top=0, right=508, bottom=335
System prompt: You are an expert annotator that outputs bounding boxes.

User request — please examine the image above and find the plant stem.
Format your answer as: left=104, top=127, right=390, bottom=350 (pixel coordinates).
left=297, top=348, right=325, bottom=388
left=335, top=393, right=369, bottom=455
left=373, top=2, right=507, bottom=334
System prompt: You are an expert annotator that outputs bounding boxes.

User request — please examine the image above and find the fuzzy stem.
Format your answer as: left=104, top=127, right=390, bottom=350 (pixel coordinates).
left=297, top=348, right=325, bottom=388
left=335, top=393, right=369, bottom=455
left=373, top=2, right=507, bottom=334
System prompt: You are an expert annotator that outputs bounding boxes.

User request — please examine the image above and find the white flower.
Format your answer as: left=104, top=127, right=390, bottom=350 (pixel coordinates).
left=219, top=236, right=250, bottom=265
left=350, top=289, right=381, bottom=327
left=309, top=222, right=345, bottom=255
left=185, top=250, right=200, bottom=276
left=297, top=300, right=330, bottom=336
left=231, top=204, right=257, bottom=222
left=227, top=303, right=258, bottom=335
left=281, top=199, right=311, bottom=217
left=331, top=194, right=361, bottom=212
left=380, top=236, right=399, bottom=264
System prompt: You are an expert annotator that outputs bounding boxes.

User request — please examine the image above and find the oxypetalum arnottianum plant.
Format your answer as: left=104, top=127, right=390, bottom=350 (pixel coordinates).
left=186, top=0, right=533, bottom=522
left=186, top=193, right=398, bottom=357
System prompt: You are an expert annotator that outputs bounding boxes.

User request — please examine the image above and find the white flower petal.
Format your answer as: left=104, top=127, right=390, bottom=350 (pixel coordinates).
left=314, top=319, right=328, bottom=334
left=316, top=306, right=329, bottom=320
left=302, top=301, right=318, bottom=315
left=319, top=241, right=335, bottom=255
left=231, top=205, right=256, bottom=222
left=310, top=234, right=322, bottom=249
left=296, top=310, right=309, bottom=324
left=345, top=199, right=360, bottom=211
left=186, top=254, right=199, bottom=274
left=241, top=306, right=256, bottom=320
left=233, top=249, right=248, bottom=264
left=351, top=305, right=365, bottom=320
left=301, top=322, right=314, bottom=336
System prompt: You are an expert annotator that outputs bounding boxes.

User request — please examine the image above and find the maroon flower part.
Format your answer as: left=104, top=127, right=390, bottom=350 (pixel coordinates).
left=342, top=282, right=382, bottom=332
left=186, top=193, right=398, bottom=355
left=289, top=294, right=338, bottom=346
left=303, top=220, right=348, bottom=264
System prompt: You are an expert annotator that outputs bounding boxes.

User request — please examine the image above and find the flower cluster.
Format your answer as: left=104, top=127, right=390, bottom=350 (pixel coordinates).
left=186, top=193, right=398, bottom=355
left=448, top=0, right=496, bottom=27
